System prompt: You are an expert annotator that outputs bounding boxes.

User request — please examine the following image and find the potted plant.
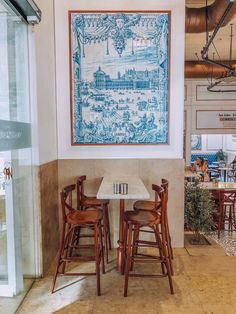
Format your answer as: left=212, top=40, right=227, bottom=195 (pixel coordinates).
left=184, top=179, right=216, bottom=244
left=216, top=149, right=227, bottom=162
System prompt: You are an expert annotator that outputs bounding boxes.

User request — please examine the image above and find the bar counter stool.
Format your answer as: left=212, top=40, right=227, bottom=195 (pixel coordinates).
left=77, top=176, right=111, bottom=263
left=133, top=178, right=168, bottom=211
left=123, top=185, right=174, bottom=297
left=133, top=179, right=173, bottom=274
left=51, top=184, right=105, bottom=296
left=218, top=190, right=236, bottom=238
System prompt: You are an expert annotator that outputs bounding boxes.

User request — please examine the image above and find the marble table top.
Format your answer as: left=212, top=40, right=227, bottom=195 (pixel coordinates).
left=201, top=182, right=236, bottom=190
left=97, top=176, right=150, bottom=200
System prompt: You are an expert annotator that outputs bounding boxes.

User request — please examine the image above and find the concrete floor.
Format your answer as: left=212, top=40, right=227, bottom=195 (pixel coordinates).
left=17, top=239, right=236, bottom=314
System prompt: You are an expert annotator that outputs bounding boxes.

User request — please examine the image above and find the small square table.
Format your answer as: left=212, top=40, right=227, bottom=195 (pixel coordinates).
left=97, top=176, right=150, bottom=272
left=184, top=170, right=201, bottom=182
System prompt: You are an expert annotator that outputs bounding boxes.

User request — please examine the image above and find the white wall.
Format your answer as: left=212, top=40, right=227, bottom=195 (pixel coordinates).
left=191, top=134, right=223, bottom=153
left=185, top=79, right=236, bottom=135
left=224, top=134, right=236, bottom=163
left=185, top=79, right=236, bottom=164
left=34, top=0, right=58, bottom=165
left=190, top=134, right=236, bottom=164
left=225, top=134, right=236, bottom=152
left=54, top=0, right=185, bottom=159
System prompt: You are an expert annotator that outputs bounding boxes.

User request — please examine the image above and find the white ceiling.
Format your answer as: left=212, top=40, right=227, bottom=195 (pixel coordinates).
left=185, top=0, right=236, bottom=61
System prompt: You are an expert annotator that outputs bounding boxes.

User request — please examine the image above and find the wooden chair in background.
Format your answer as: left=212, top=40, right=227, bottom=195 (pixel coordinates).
left=218, top=190, right=236, bottom=238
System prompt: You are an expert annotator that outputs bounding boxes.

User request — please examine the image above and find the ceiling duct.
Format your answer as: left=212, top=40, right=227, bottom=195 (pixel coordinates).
left=185, top=61, right=236, bottom=78
left=186, top=0, right=236, bottom=33
left=186, top=0, right=236, bottom=91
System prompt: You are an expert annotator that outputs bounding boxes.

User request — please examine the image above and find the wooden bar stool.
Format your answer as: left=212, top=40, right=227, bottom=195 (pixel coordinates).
left=123, top=185, right=174, bottom=297
left=218, top=190, right=236, bottom=238
left=51, top=184, right=105, bottom=296
left=133, top=179, right=173, bottom=274
left=133, top=178, right=168, bottom=211
left=77, top=176, right=111, bottom=263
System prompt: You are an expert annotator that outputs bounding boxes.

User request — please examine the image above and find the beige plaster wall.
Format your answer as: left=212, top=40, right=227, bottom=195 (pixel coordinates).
left=58, top=159, right=185, bottom=248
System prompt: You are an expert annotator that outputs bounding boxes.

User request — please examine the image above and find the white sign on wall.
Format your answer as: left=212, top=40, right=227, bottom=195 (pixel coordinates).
left=196, top=110, right=236, bottom=130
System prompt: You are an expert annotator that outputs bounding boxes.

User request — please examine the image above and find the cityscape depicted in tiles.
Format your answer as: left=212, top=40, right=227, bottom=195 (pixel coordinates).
left=70, top=12, right=170, bottom=144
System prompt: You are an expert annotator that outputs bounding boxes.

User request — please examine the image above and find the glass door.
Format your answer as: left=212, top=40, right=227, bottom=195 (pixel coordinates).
left=0, top=151, right=24, bottom=297
left=0, top=1, right=36, bottom=297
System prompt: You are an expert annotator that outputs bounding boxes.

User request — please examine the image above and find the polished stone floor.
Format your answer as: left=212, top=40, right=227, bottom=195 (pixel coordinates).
left=0, top=279, right=34, bottom=314
left=209, top=231, right=236, bottom=256
left=17, top=241, right=236, bottom=314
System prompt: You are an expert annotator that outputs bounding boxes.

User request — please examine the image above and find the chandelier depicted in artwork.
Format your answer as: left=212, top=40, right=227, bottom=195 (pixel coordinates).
left=69, top=12, right=170, bottom=145
left=73, top=13, right=168, bottom=58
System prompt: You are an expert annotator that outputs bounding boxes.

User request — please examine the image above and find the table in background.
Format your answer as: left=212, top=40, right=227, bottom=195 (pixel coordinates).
left=185, top=170, right=201, bottom=182
left=201, top=182, right=236, bottom=190
left=201, top=182, right=236, bottom=233
left=97, top=176, right=150, bottom=272
left=201, top=182, right=236, bottom=207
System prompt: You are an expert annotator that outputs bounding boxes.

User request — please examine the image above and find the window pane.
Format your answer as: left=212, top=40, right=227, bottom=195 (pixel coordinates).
left=0, top=3, right=30, bottom=123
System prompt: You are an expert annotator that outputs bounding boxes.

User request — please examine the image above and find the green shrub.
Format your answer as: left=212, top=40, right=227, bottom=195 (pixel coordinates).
left=216, top=149, right=227, bottom=161
left=184, top=179, right=216, bottom=243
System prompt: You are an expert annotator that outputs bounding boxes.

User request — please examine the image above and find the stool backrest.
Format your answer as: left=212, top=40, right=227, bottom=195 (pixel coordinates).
left=161, top=178, right=169, bottom=202
left=76, top=175, right=87, bottom=210
left=152, top=184, right=168, bottom=230
left=61, top=184, right=76, bottom=222
left=152, top=183, right=165, bottom=213
left=219, top=190, right=236, bottom=205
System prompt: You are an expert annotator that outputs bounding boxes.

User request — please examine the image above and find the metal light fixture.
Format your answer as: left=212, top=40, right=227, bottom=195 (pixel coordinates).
left=200, top=0, right=236, bottom=92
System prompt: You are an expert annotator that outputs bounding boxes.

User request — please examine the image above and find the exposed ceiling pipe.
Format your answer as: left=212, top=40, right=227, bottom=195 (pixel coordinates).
left=186, top=0, right=236, bottom=33
left=185, top=61, right=236, bottom=78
